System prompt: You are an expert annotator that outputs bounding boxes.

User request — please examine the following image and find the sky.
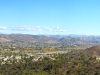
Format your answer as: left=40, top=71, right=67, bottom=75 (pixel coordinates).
left=0, top=0, right=100, bottom=35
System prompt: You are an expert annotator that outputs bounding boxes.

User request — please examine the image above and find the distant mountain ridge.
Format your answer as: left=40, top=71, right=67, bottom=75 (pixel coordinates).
left=0, top=34, right=58, bottom=43
left=0, top=34, right=100, bottom=44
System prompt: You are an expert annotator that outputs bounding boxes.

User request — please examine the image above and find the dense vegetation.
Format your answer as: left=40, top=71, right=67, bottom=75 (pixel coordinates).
left=0, top=51, right=100, bottom=75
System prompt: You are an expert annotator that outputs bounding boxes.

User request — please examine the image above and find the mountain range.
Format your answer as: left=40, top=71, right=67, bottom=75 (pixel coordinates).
left=0, top=34, right=100, bottom=44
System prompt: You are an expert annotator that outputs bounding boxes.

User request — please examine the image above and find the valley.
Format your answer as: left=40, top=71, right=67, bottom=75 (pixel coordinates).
left=0, top=34, right=100, bottom=75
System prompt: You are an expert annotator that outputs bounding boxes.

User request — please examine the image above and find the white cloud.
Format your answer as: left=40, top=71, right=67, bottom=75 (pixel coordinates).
left=0, top=26, right=7, bottom=30
left=47, top=28, right=53, bottom=31
left=10, top=26, right=67, bottom=33
left=42, top=27, right=53, bottom=31
left=56, top=26, right=60, bottom=29
left=54, top=26, right=67, bottom=32
left=59, top=29, right=67, bottom=32
left=11, top=26, right=33, bottom=31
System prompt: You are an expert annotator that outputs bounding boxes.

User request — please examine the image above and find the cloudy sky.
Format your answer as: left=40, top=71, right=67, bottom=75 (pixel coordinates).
left=0, top=0, right=100, bottom=35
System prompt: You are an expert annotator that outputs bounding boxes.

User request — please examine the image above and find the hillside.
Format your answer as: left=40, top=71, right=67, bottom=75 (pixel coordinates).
left=58, top=36, right=86, bottom=44
left=85, top=46, right=100, bottom=57
left=0, top=34, right=100, bottom=48
left=0, top=34, right=57, bottom=43
left=0, top=34, right=100, bottom=43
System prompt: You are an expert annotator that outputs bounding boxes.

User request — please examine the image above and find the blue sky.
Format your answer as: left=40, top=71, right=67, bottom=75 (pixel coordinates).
left=0, top=0, right=100, bottom=35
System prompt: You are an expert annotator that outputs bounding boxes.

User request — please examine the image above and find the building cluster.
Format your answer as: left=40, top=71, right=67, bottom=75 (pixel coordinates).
left=0, top=53, right=56, bottom=65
